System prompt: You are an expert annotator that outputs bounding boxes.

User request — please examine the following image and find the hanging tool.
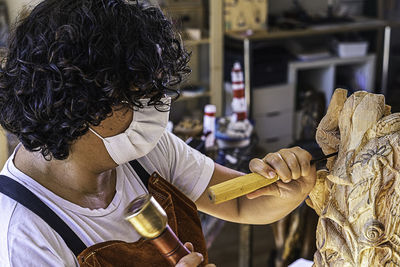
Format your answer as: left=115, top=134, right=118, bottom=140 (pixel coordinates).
left=208, top=152, right=338, bottom=204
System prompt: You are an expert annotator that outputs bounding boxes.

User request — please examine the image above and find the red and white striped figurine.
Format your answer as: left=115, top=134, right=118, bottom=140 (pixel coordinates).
left=231, top=62, right=247, bottom=121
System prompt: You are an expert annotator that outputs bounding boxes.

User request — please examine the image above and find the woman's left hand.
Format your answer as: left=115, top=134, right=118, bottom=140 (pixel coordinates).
left=247, top=146, right=316, bottom=200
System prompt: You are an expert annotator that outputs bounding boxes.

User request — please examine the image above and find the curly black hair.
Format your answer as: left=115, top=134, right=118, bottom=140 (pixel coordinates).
left=0, top=0, right=191, bottom=160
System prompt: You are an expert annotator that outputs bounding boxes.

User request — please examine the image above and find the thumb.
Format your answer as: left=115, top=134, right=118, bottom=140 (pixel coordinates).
left=183, top=242, right=194, bottom=252
left=175, top=252, right=204, bottom=267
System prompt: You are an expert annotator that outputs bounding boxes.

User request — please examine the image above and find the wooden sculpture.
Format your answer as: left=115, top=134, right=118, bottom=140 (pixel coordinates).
left=306, top=88, right=400, bottom=266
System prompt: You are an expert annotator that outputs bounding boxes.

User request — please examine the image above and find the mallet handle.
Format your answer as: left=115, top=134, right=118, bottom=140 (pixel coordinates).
left=151, top=225, right=191, bottom=266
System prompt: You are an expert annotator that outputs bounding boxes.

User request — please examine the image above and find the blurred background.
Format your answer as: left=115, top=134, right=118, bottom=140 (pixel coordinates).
left=0, top=0, right=398, bottom=266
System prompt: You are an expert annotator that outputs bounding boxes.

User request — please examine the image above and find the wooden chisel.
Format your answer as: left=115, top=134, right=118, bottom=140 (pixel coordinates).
left=208, top=152, right=338, bottom=204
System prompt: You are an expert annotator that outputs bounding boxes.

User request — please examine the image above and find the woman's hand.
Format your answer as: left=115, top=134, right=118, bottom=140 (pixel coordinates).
left=175, top=242, right=216, bottom=267
left=248, top=146, right=316, bottom=200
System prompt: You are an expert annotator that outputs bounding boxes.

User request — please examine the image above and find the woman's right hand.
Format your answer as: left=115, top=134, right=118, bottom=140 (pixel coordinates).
left=175, top=242, right=216, bottom=267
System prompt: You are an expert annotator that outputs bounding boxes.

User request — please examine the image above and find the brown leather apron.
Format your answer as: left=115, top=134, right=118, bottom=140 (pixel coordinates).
left=77, top=172, right=209, bottom=267
left=0, top=159, right=209, bottom=267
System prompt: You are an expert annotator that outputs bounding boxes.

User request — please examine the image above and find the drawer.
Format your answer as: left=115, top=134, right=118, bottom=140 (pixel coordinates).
left=258, top=135, right=293, bottom=153
left=254, top=111, right=294, bottom=138
left=252, top=84, right=295, bottom=116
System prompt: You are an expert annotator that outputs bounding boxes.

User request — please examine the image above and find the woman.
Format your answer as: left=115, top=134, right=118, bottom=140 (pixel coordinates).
left=0, top=0, right=316, bottom=266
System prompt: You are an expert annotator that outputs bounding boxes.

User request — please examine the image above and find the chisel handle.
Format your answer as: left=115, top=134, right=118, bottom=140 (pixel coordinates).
left=207, top=173, right=279, bottom=204
left=207, top=152, right=339, bottom=204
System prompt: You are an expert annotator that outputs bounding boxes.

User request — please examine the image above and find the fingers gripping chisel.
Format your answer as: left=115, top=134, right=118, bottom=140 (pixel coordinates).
left=207, top=152, right=338, bottom=204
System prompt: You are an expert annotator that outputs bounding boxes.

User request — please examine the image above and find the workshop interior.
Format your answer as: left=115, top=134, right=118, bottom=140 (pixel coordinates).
left=1, top=0, right=400, bottom=266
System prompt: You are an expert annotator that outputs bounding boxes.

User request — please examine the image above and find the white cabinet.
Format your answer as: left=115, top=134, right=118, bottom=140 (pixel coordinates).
left=289, top=54, right=376, bottom=105
left=252, top=84, right=295, bottom=115
left=252, top=84, right=295, bottom=152
left=252, top=54, right=376, bottom=152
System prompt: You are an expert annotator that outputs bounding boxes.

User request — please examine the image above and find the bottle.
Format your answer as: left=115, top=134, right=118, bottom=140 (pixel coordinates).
left=203, top=104, right=216, bottom=150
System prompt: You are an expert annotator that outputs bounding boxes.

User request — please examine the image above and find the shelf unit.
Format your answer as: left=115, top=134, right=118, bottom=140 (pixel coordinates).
left=251, top=55, right=376, bottom=152
left=222, top=16, right=391, bottom=156
left=209, top=0, right=224, bottom=117
left=184, top=38, right=210, bottom=46
left=161, top=0, right=224, bottom=122
left=289, top=54, right=376, bottom=103
left=226, top=18, right=386, bottom=41
left=221, top=5, right=389, bottom=267
left=225, top=18, right=388, bottom=117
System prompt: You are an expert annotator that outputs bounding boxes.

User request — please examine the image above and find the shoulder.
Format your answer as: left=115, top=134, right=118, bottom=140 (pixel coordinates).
left=0, top=193, right=17, bottom=266
left=156, top=130, right=200, bottom=159
left=147, top=131, right=215, bottom=201
left=155, top=130, right=185, bottom=152
left=137, top=131, right=188, bottom=178
left=140, top=131, right=201, bottom=175
left=0, top=195, right=77, bottom=266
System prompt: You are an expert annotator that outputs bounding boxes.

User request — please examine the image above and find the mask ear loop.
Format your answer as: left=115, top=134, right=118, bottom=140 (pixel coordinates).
left=89, top=127, right=106, bottom=141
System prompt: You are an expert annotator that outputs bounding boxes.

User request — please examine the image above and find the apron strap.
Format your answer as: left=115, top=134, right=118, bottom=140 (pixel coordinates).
left=0, top=160, right=150, bottom=257
left=0, top=175, right=87, bottom=256
left=129, top=159, right=150, bottom=187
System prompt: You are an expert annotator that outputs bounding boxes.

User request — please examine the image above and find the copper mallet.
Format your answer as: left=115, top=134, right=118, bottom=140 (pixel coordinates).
left=125, top=194, right=190, bottom=265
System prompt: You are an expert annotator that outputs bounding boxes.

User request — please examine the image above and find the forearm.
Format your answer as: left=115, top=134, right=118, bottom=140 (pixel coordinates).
left=196, top=164, right=244, bottom=222
left=235, top=190, right=306, bottom=224
left=196, top=163, right=308, bottom=224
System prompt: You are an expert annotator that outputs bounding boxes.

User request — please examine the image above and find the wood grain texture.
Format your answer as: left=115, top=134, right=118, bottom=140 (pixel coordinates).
left=307, top=88, right=400, bottom=266
left=207, top=173, right=279, bottom=204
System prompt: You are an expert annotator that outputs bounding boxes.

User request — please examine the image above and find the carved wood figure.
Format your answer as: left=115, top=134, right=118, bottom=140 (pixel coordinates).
left=306, top=88, right=400, bottom=266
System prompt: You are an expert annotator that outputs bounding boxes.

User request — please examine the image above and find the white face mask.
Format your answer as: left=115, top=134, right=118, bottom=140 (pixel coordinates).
left=89, top=97, right=171, bottom=165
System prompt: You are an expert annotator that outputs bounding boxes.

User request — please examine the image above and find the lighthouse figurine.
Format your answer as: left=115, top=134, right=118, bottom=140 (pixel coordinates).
left=231, top=62, right=247, bottom=122
left=214, top=62, right=253, bottom=149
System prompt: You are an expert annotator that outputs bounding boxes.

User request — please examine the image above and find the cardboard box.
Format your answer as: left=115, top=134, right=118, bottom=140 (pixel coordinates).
left=224, top=0, right=268, bottom=31
left=334, top=41, right=369, bottom=58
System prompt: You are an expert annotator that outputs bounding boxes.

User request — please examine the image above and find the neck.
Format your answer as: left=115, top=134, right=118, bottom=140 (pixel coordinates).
left=14, top=146, right=117, bottom=209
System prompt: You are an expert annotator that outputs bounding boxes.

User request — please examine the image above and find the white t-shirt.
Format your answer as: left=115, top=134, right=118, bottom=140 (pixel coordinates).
left=0, top=131, right=214, bottom=267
